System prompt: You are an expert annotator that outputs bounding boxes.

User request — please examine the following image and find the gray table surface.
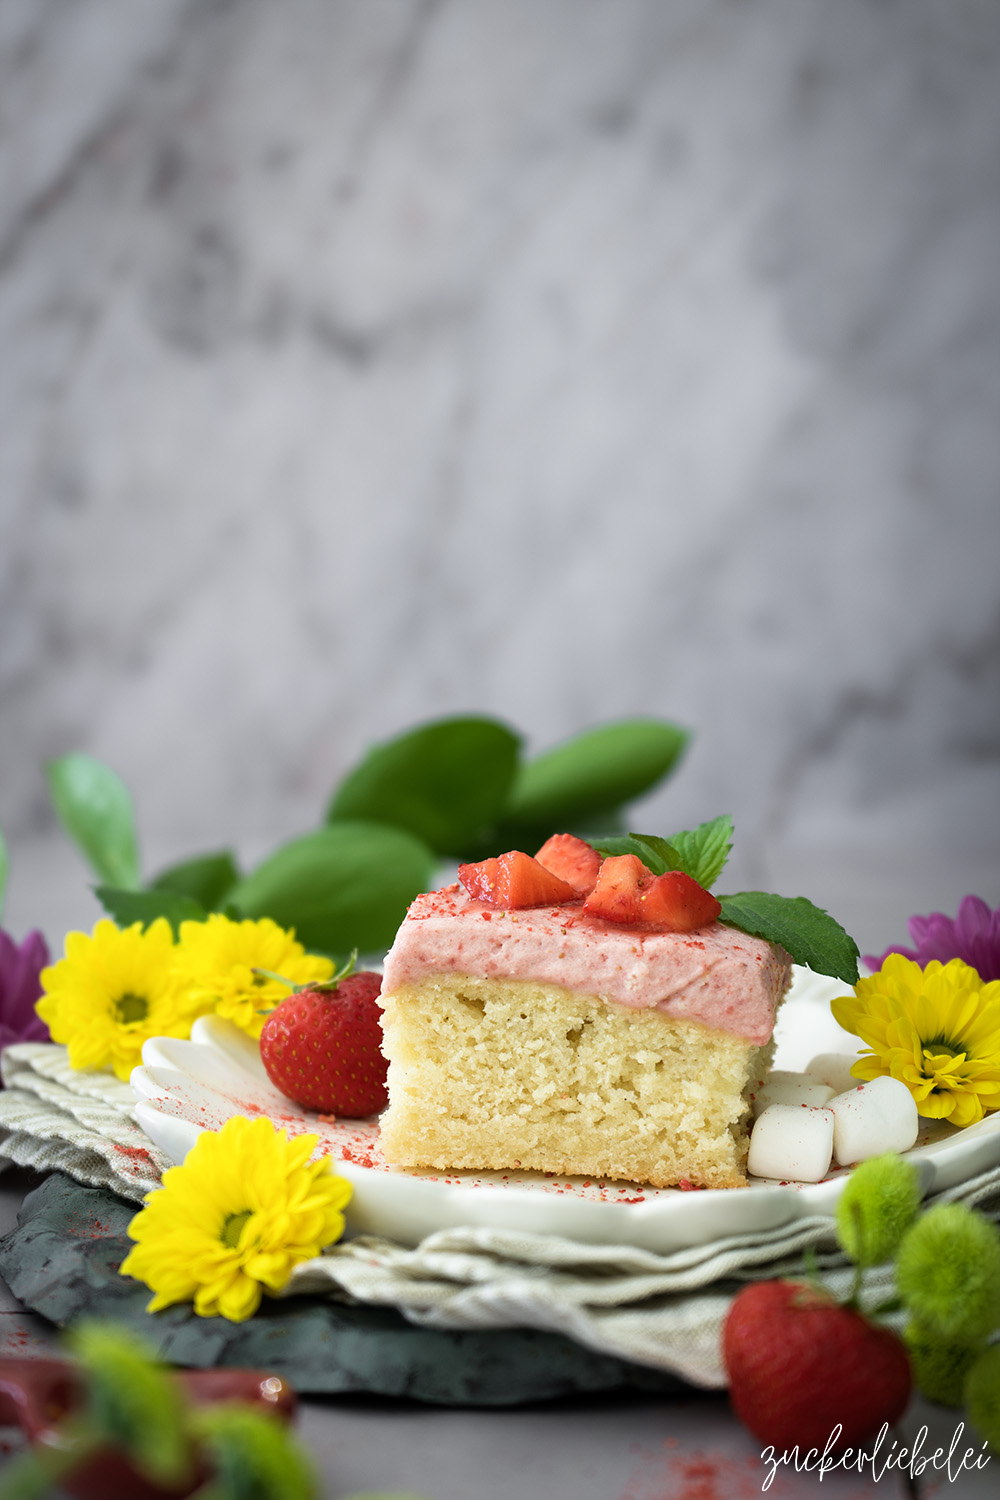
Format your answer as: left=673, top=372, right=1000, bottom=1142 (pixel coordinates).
left=0, top=1165, right=995, bottom=1499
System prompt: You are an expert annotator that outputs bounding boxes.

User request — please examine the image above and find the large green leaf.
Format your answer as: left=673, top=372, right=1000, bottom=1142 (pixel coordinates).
left=46, top=753, right=141, bottom=889
left=96, top=885, right=206, bottom=935
left=0, top=825, right=7, bottom=923
left=500, top=719, right=690, bottom=840
left=229, top=822, right=436, bottom=958
left=327, top=716, right=521, bottom=858
left=151, top=851, right=240, bottom=910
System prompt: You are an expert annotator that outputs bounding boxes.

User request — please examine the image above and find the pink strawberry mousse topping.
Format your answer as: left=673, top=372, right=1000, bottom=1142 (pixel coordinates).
left=381, top=884, right=791, bottom=1044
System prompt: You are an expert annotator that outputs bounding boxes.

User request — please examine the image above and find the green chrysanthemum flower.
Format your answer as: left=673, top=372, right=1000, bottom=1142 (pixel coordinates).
left=965, top=1344, right=1000, bottom=1454
left=896, top=1203, right=1000, bottom=1341
left=836, top=1153, right=921, bottom=1267
left=903, top=1319, right=982, bottom=1407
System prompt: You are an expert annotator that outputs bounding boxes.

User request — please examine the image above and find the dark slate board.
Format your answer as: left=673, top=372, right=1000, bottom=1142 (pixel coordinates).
left=0, top=1174, right=687, bottom=1405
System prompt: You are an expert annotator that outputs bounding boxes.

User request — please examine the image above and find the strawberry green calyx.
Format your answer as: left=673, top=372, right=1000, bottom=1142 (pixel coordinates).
left=788, top=1277, right=837, bottom=1312
left=299, top=948, right=358, bottom=993
left=794, top=1247, right=834, bottom=1304
left=253, top=949, right=358, bottom=1010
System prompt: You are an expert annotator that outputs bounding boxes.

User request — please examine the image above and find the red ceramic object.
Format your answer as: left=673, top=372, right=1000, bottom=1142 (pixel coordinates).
left=0, top=1358, right=296, bottom=1500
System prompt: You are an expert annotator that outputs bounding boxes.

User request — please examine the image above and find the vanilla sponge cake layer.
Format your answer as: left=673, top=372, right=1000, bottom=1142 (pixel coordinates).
left=378, top=973, right=777, bottom=1190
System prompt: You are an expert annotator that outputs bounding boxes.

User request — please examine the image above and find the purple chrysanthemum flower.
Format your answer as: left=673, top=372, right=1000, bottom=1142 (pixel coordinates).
left=864, top=895, right=1000, bottom=982
left=0, top=928, right=51, bottom=1060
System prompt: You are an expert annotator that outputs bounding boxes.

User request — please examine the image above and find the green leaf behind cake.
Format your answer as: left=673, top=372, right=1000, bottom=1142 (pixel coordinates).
left=327, top=715, right=521, bottom=858
left=46, top=753, right=141, bottom=890
left=95, top=886, right=207, bottom=936
left=495, top=718, right=690, bottom=850
left=151, top=850, right=241, bottom=910
left=49, top=715, right=694, bottom=960
left=228, top=822, right=436, bottom=959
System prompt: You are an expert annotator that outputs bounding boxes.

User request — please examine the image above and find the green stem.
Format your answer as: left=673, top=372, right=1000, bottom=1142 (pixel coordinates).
left=844, top=1200, right=866, bottom=1310
left=253, top=949, right=359, bottom=1013
left=799, top=1244, right=828, bottom=1294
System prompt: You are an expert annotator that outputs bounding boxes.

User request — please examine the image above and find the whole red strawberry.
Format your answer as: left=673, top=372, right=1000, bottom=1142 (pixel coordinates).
left=723, top=1280, right=911, bottom=1452
left=259, top=964, right=387, bottom=1117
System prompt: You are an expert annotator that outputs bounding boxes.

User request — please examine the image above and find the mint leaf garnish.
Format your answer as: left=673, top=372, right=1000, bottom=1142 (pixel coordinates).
left=629, top=834, right=683, bottom=874
left=718, top=891, right=860, bottom=984
left=593, top=833, right=679, bottom=872
left=665, top=813, right=733, bottom=889
left=594, top=814, right=733, bottom=888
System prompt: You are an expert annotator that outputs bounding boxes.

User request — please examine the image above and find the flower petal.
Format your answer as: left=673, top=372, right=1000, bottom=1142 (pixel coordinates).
left=118, top=1115, right=352, bottom=1322
left=834, top=955, right=1000, bottom=1127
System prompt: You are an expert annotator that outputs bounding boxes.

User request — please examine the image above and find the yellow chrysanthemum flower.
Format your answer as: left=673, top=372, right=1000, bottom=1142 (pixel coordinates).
left=36, top=919, right=193, bottom=1081
left=832, top=955, right=1000, bottom=1128
left=171, top=914, right=333, bottom=1038
left=120, top=1115, right=351, bottom=1321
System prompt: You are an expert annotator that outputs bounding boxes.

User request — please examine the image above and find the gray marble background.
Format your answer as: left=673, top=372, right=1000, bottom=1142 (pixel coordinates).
left=1, top=0, right=998, bottom=954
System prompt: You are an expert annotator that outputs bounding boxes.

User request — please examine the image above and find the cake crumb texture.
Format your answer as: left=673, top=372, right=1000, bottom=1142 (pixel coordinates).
left=379, top=974, right=776, bottom=1189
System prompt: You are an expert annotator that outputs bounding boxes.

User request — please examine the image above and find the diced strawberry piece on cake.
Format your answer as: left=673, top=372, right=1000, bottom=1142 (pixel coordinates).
left=459, top=850, right=578, bottom=909
left=534, top=833, right=602, bottom=895
left=638, top=870, right=721, bottom=931
left=584, top=855, right=721, bottom=932
left=582, top=853, right=648, bottom=924
left=458, top=857, right=500, bottom=903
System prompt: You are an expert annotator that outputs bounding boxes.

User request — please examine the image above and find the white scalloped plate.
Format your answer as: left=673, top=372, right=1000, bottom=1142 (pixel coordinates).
left=130, top=968, right=1000, bottom=1252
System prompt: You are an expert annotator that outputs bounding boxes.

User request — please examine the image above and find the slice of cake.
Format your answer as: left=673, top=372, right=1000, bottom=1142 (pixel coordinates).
left=378, top=841, right=792, bottom=1190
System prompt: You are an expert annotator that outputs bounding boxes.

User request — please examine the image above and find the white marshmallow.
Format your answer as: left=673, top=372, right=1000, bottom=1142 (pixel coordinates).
left=747, top=1103, right=835, bottom=1183
left=828, top=1076, right=919, bottom=1166
left=806, top=1052, right=864, bottom=1096
left=752, top=1070, right=836, bottom=1118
